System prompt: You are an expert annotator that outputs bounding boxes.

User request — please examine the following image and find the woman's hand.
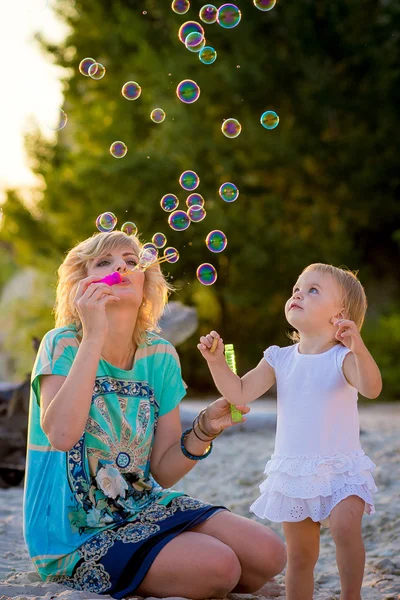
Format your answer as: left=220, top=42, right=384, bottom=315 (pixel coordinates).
left=197, top=330, right=225, bottom=363
left=74, top=275, right=120, bottom=340
left=202, top=397, right=250, bottom=434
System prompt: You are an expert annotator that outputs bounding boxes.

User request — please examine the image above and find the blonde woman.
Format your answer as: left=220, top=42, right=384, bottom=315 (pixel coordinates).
left=23, top=231, right=286, bottom=600
left=199, top=264, right=382, bottom=600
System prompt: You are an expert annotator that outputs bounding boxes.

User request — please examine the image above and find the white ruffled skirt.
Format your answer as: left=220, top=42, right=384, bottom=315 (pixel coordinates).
left=250, top=450, right=377, bottom=524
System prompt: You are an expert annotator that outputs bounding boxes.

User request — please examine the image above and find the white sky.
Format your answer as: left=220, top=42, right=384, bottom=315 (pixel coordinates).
left=0, top=0, right=68, bottom=202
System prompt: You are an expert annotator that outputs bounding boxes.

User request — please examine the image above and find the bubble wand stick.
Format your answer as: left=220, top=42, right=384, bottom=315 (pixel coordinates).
left=210, top=338, right=242, bottom=423
left=96, top=251, right=178, bottom=286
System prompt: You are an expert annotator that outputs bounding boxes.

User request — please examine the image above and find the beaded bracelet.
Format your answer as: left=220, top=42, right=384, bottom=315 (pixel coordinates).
left=180, top=429, right=213, bottom=460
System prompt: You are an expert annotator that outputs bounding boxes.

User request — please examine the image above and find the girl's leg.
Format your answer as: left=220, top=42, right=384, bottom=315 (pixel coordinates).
left=136, top=530, right=242, bottom=599
left=190, top=511, right=287, bottom=592
left=329, top=495, right=365, bottom=600
left=283, top=518, right=320, bottom=600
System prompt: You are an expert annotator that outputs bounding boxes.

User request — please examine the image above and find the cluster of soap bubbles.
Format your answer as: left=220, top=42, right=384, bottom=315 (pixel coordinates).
left=79, top=57, right=106, bottom=80
left=95, top=213, right=179, bottom=267
left=173, top=5, right=280, bottom=137
left=86, top=2, right=279, bottom=286
left=159, top=170, right=235, bottom=284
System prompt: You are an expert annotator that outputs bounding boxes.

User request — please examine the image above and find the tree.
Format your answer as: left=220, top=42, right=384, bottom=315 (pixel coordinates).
left=1, top=0, right=400, bottom=391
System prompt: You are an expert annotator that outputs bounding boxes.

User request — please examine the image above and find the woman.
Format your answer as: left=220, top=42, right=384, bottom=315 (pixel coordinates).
left=23, top=231, right=286, bottom=599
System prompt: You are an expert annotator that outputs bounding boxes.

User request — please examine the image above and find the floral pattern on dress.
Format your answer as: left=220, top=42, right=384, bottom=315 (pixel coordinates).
left=51, top=496, right=210, bottom=594
left=66, top=377, right=162, bottom=534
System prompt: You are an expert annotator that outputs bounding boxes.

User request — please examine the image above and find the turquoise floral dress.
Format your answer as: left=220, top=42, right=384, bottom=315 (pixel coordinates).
left=23, top=326, right=226, bottom=598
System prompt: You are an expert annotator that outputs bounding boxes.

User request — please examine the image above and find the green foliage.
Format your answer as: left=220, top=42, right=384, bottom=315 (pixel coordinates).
left=361, top=305, right=400, bottom=401
left=0, top=270, right=55, bottom=380
left=1, top=0, right=399, bottom=394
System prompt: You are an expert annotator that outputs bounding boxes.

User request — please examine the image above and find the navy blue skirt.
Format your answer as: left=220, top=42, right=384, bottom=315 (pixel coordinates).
left=52, top=495, right=227, bottom=598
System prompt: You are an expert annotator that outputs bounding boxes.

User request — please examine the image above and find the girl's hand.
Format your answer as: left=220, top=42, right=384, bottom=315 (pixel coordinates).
left=197, top=330, right=224, bottom=363
left=333, top=318, right=366, bottom=355
left=74, top=276, right=120, bottom=340
left=203, top=398, right=250, bottom=434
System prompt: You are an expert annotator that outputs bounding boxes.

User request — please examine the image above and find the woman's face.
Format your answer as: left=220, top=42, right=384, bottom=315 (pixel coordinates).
left=86, top=245, right=145, bottom=309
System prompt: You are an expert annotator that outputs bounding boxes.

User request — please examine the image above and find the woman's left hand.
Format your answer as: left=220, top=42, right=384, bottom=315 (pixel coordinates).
left=333, top=318, right=366, bottom=355
left=202, top=398, right=250, bottom=434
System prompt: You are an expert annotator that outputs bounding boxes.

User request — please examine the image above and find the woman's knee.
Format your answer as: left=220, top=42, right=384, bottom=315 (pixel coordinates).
left=252, top=527, right=287, bottom=578
left=207, top=545, right=242, bottom=596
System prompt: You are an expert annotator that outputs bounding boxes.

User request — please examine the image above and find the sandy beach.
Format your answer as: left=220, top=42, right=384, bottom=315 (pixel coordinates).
left=1, top=400, right=399, bottom=600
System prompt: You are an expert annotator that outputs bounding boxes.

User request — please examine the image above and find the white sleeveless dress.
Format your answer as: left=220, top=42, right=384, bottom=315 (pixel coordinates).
left=249, top=343, right=377, bottom=527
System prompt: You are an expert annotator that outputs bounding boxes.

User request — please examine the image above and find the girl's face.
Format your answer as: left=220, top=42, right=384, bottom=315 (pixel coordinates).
left=86, top=245, right=145, bottom=309
left=285, top=270, right=344, bottom=335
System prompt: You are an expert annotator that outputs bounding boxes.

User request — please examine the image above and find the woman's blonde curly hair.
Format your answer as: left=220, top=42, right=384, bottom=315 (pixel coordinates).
left=54, top=231, right=174, bottom=345
left=287, top=263, right=368, bottom=344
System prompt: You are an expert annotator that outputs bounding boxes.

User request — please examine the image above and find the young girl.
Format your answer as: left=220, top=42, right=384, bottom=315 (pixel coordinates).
left=198, top=263, right=382, bottom=600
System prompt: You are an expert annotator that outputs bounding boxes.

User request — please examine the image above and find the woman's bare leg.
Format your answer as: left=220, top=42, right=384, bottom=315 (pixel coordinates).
left=283, top=518, right=320, bottom=600
left=329, top=495, right=365, bottom=600
left=190, top=511, right=287, bottom=592
left=136, top=530, right=242, bottom=599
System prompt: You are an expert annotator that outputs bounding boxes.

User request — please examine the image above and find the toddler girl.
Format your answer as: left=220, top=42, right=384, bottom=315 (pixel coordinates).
left=198, top=263, right=382, bottom=600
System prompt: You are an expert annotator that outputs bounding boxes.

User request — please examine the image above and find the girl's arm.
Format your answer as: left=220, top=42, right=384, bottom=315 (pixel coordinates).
left=342, top=349, right=382, bottom=399
left=333, top=317, right=382, bottom=399
left=198, top=331, right=276, bottom=405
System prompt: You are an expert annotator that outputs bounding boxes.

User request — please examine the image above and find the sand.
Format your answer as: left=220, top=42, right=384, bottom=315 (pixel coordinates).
left=0, top=400, right=399, bottom=600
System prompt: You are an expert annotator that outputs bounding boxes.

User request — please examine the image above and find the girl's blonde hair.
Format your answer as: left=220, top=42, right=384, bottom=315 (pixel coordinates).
left=287, top=263, right=368, bottom=344
left=54, top=231, right=174, bottom=345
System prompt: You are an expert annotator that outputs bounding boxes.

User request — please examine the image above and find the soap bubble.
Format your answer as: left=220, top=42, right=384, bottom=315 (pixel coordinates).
left=179, top=170, right=200, bottom=191
left=185, top=32, right=206, bottom=52
left=88, top=62, right=106, bottom=80
left=187, top=205, right=206, bottom=222
left=186, top=193, right=204, bottom=208
left=260, top=110, right=279, bottom=129
left=122, top=81, right=142, bottom=100
left=172, top=0, right=190, bottom=14
left=161, top=194, right=179, bottom=212
left=178, top=21, right=205, bottom=44
left=152, top=232, right=167, bottom=248
left=110, top=141, right=128, bottom=158
left=253, top=0, right=276, bottom=10
left=176, top=79, right=201, bottom=104
left=121, top=222, right=138, bottom=235
left=199, top=4, right=218, bottom=24
left=199, top=46, right=217, bottom=64
left=197, top=263, right=217, bottom=285
left=151, top=108, right=166, bottom=123
left=221, top=118, right=241, bottom=138
left=164, top=247, right=180, bottom=263
left=217, top=4, right=241, bottom=28
left=47, top=109, right=68, bottom=131
left=79, top=57, right=96, bottom=76
left=139, top=247, right=158, bottom=269
left=219, top=182, right=239, bottom=202
left=96, top=212, right=117, bottom=233
left=206, top=230, right=227, bottom=253
left=142, top=242, right=158, bottom=256
left=168, top=210, right=191, bottom=231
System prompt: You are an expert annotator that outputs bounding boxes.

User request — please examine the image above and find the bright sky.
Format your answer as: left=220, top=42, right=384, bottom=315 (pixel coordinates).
left=0, top=0, right=68, bottom=202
